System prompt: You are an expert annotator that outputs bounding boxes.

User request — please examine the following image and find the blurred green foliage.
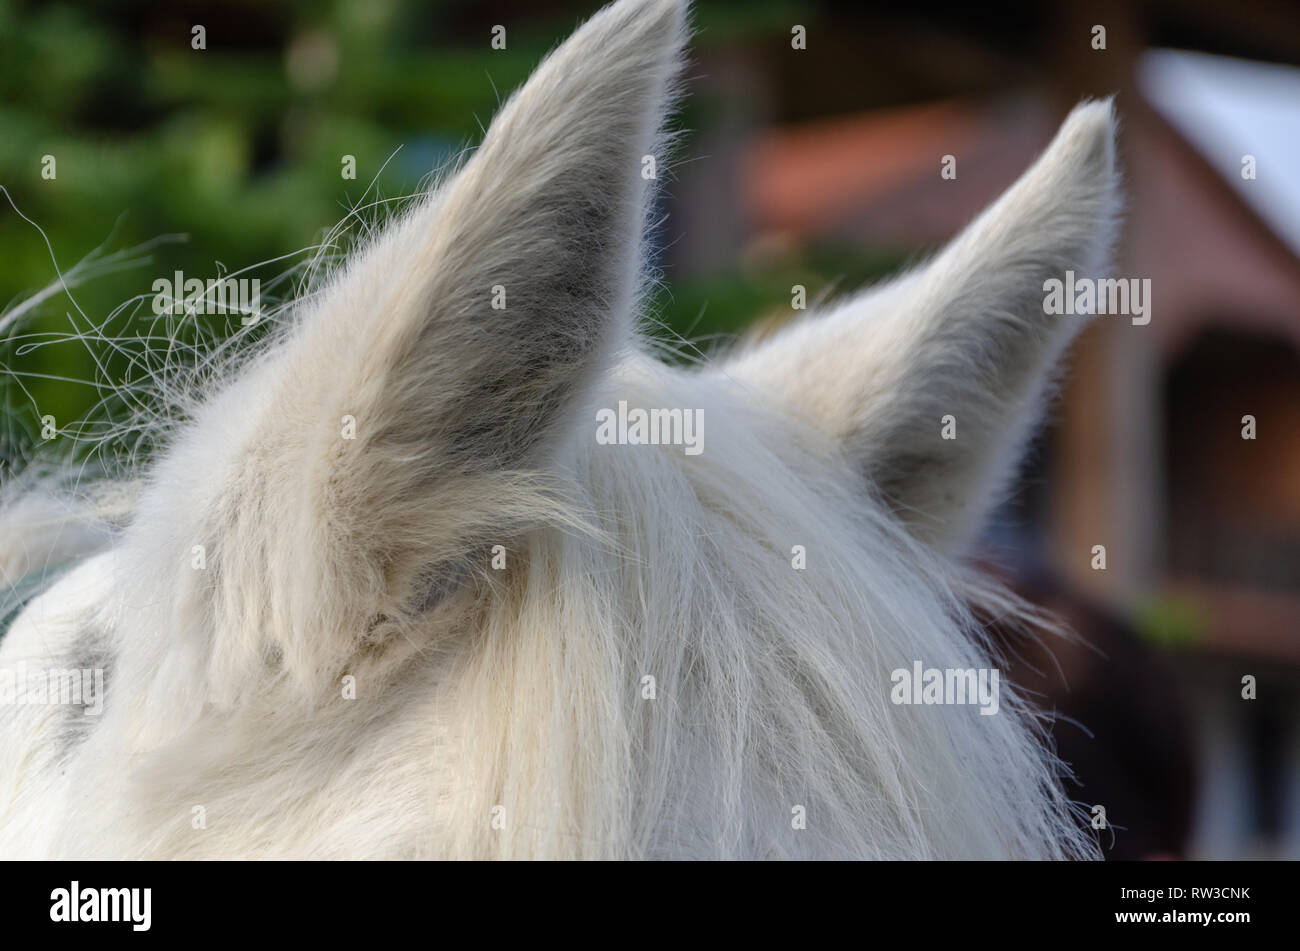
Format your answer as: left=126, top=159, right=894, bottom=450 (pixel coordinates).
left=1134, top=594, right=1206, bottom=649
left=0, top=0, right=893, bottom=469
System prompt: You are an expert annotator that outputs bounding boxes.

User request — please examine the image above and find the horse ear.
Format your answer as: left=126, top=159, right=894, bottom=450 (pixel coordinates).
left=136, top=0, right=686, bottom=691
left=288, top=0, right=685, bottom=473
left=724, top=101, right=1120, bottom=553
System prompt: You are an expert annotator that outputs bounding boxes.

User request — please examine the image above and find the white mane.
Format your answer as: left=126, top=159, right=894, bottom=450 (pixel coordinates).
left=0, top=0, right=1118, bottom=859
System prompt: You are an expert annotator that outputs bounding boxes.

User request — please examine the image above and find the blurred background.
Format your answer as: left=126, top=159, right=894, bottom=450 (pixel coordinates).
left=1, top=0, right=1297, bottom=858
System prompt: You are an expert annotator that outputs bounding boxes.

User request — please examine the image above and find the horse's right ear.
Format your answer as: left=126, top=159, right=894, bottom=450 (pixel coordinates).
left=724, top=101, right=1120, bottom=555
left=133, top=0, right=688, bottom=693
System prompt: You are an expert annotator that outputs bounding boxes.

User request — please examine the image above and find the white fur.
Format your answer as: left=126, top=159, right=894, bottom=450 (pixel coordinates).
left=0, top=0, right=1118, bottom=859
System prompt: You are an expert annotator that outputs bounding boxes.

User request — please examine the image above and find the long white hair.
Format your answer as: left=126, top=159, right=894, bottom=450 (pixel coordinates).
left=0, top=0, right=1119, bottom=858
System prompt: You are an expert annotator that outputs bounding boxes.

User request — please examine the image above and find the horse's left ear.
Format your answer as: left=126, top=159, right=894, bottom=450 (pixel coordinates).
left=725, top=100, right=1120, bottom=553
left=133, top=0, right=687, bottom=693
left=287, top=0, right=686, bottom=476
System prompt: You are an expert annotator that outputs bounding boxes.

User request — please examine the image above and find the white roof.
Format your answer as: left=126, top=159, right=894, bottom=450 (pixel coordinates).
left=1140, top=48, right=1300, bottom=256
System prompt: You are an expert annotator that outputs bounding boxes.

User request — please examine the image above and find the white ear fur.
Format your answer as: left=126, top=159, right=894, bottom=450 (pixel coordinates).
left=130, top=0, right=688, bottom=692
left=724, top=100, right=1121, bottom=552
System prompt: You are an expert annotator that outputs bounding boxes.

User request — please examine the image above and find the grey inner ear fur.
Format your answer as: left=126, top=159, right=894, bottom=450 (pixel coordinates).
left=402, top=187, right=625, bottom=474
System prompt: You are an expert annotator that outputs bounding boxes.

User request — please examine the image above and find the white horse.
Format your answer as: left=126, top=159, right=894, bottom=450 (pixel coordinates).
left=0, top=0, right=1119, bottom=858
